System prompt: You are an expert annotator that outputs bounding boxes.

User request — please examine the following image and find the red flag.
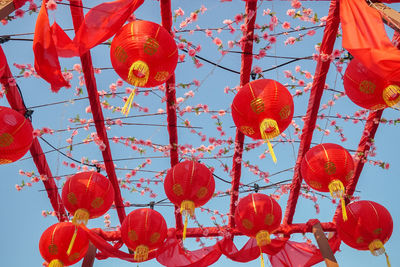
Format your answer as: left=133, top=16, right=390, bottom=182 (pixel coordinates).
left=33, top=2, right=69, bottom=92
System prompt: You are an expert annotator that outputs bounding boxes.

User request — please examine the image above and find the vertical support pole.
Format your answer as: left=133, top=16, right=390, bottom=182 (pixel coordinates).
left=312, top=222, right=339, bottom=267
left=81, top=242, right=97, bottom=267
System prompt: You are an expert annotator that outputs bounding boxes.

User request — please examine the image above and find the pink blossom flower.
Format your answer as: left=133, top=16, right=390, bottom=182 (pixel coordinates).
left=282, top=21, right=291, bottom=29
left=252, top=66, right=262, bottom=74
left=179, top=54, right=185, bottom=62
left=268, top=36, right=277, bottom=44
left=190, top=12, right=198, bottom=22
left=46, top=0, right=57, bottom=11
left=228, top=40, right=234, bottom=48
left=205, top=29, right=212, bottom=37
left=291, top=0, right=302, bottom=9
left=213, top=37, right=222, bottom=46
left=188, top=49, right=196, bottom=57
left=285, top=37, right=296, bottom=45
left=174, top=7, right=184, bottom=17
left=234, top=14, right=243, bottom=24
left=286, top=9, right=295, bottom=17
left=307, top=30, right=316, bottom=36
left=15, top=9, right=24, bottom=18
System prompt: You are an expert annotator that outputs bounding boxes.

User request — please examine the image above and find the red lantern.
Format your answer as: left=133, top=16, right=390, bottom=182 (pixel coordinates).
left=110, top=20, right=178, bottom=115
left=39, top=222, right=89, bottom=267
left=231, top=79, right=294, bottom=162
left=0, top=106, right=33, bottom=164
left=301, top=143, right=354, bottom=220
left=121, top=208, right=167, bottom=262
left=164, top=160, right=215, bottom=239
left=337, top=200, right=393, bottom=266
left=62, top=171, right=115, bottom=225
left=234, top=193, right=282, bottom=265
left=343, top=58, right=400, bottom=110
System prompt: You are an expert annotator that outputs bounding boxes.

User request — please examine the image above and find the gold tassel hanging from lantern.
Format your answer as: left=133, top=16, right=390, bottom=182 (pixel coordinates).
left=260, top=118, right=280, bottom=163
left=134, top=245, right=149, bottom=262
left=383, top=84, right=400, bottom=108
left=121, top=88, right=137, bottom=116
left=180, top=200, right=195, bottom=241
left=369, top=240, right=391, bottom=267
left=48, top=259, right=64, bottom=267
left=256, top=231, right=270, bottom=267
left=328, top=179, right=347, bottom=221
left=67, top=209, right=90, bottom=256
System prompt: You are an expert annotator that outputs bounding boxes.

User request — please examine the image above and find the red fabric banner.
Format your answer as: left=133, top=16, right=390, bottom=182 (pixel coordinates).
left=340, top=0, right=400, bottom=81
left=85, top=227, right=338, bottom=267
left=268, top=234, right=341, bottom=267
left=33, top=1, right=69, bottom=92
left=52, top=0, right=144, bottom=57
left=33, top=0, right=143, bottom=92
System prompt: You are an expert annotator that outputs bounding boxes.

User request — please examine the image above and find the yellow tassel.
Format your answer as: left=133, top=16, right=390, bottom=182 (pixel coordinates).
left=134, top=245, right=149, bottom=262
left=260, top=118, right=279, bottom=163
left=121, top=89, right=136, bottom=116
left=71, top=208, right=90, bottom=226
left=127, top=60, right=149, bottom=87
left=266, top=139, right=277, bottom=164
left=369, top=239, right=385, bottom=256
left=341, top=197, right=348, bottom=221
left=383, top=84, right=400, bottom=108
left=385, top=252, right=391, bottom=267
left=328, top=180, right=347, bottom=221
left=259, top=246, right=265, bottom=267
left=180, top=200, right=195, bottom=241
left=183, top=212, right=188, bottom=241
left=66, top=226, right=78, bottom=255
left=256, top=230, right=271, bottom=247
left=48, top=259, right=64, bottom=267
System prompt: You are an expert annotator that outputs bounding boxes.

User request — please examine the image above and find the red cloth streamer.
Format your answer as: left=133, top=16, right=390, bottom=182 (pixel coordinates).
left=0, top=49, right=68, bottom=221
left=13, top=0, right=28, bottom=9
left=82, top=225, right=158, bottom=262
left=68, top=0, right=127, bottom=224
left=159, top=0, right=183, bottom=231
left=283, top=0, right=340, bottom=225
left=268, top=234, right=341, bottom=267
left=340, top=0, right=400, bottom=81
left=228, top=0, right=257, bottom=229
left=52, top=0, right=144, bottom=57
left=33, top=0, right=144, bottom=91
left=33, top=1, right=69, bottom=92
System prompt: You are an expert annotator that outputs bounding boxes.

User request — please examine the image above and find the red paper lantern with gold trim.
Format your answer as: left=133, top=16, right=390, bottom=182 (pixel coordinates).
left=234, top=193, right=282, bottom=246
left=110, top=20, right=178, bottom=88
left=231, top=79, right=294, bottom=162
left=301, top=143, right=354, bottom=220
left=337, top=200, right=393, bottom=265
left=121, top=208, right=167, bottom=262
left=62, top=171, right=115, bottom=225
left=39, top=222, right=89, bottom=267
left=0, top=106, right=33, bottom=164
left=344, top=58, right=400, bottom=110
left=164, top=160, right=215, bottom=239
left=234, top=193, right=281, bottom=265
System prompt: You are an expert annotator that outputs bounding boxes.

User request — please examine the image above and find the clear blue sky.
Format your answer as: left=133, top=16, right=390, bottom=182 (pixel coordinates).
left=1, top=0, right=400, bottom=266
